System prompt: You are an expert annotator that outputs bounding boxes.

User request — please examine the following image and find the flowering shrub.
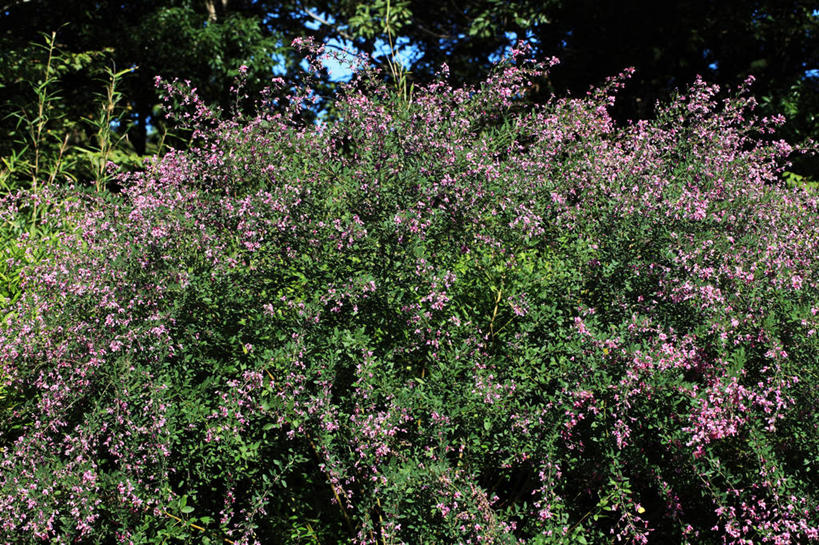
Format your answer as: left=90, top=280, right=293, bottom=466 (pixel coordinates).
left=1, top=45, right=818, bottom=545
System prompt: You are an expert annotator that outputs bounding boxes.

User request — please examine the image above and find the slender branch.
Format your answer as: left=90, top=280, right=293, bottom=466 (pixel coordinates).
left=301, top=6, right=354, bottom=41
left=489, top=282, right=503, bottom=336
left=323, top=41, right=358, bottom=57
left=45, top=133, right=69, bottom=186
left=161, top=510, right=236, bottom=544
left=308, top=438, right=355, bottom=535
left=415, top=23, right=451, bottom=40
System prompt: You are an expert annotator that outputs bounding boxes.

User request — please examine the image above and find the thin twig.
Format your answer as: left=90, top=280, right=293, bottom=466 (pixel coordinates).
left=46, top=133, right=69, bottom=186
left=489, top=282, right=504, bottom=336
left=302, top=7, right=354, bottom=41
left=308, top=438, right=355, bottom=534
left=161, top=510, right=236, bottom=544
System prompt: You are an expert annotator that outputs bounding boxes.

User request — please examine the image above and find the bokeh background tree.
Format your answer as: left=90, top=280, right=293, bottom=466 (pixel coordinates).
left=1, top=0, right=817, bottom=184
left=0, top=0, right=337, bottom=176
left=334, top=0, right=818, bottom=176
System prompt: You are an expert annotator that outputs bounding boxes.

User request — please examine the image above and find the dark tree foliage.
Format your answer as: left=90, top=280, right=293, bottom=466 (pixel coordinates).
left=532, top=1, right=818, bottom=175
left=330, top=0, right=818, bottom=176
left=0, top=0, right=817, bottom=175
left=0, top=0, right=337, bottom=158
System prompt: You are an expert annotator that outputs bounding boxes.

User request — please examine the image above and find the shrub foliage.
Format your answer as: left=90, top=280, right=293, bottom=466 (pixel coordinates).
left=1, top=46, right=818, bottom=544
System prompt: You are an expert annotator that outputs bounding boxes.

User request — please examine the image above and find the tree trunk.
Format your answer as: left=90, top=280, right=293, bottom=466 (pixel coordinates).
left=204, top=0, right=217, bottom=22
left=204, top=0, right=228, bottom=23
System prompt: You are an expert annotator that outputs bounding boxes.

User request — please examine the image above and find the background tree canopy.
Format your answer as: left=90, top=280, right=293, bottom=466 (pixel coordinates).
left=1, top=0, right=817, bottom=177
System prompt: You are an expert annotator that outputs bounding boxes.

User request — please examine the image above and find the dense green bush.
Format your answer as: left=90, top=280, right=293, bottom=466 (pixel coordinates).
left=1, top=43, right=818, bottom=544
